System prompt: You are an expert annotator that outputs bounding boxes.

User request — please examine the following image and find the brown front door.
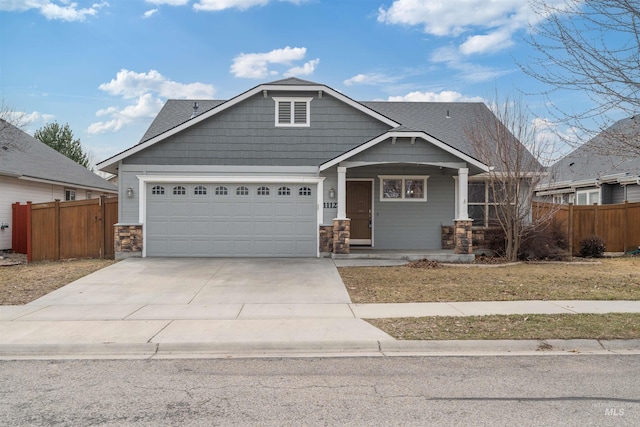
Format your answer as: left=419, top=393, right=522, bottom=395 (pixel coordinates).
left=347, top=181, right=372, bottom=244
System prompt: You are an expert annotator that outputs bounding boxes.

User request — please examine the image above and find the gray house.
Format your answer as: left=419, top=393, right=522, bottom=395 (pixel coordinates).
left=536, top=115, right=640, bottom=205
left=98, top=78, right=521, bottom=259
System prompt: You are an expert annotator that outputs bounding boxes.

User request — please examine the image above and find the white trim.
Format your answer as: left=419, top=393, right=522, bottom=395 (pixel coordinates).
left=136, top=175, right=325, bottom=258
left=320, top=131, right=489, bottom=172
left=346, top=178, right=375, bottom=246
left=378, top=175, right=429, bottom=202
left=97, top=83, right=400, bottom=173
left=575, top=188, right=601, bottom=206
left=16, top=176, right=117, bottom=193
left=273, top=97, right=312, bottom=127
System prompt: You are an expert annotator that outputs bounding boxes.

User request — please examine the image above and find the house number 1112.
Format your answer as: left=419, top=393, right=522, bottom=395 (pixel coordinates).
left=323, top=202, right=337, bottom=209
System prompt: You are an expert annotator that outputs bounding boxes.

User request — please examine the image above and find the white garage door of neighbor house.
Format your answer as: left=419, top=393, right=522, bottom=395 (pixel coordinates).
left=145, top=183, right=318, bottom=257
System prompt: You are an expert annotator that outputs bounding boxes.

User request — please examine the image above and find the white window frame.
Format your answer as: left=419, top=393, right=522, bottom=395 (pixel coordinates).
left=575, top=188, right=600, bottom=205
left=273, top=97, right=312, bottom=127
left=378, top=175, right=429, bottom=202
left=65, top=188, right=76, bottom=201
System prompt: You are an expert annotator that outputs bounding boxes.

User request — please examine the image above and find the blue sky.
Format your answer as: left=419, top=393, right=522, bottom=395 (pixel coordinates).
left=1, top=0, right=588, bottom=164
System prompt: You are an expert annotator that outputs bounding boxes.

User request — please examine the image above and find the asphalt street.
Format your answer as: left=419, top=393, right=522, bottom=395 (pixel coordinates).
left=1, top=355, right=639, bottom=426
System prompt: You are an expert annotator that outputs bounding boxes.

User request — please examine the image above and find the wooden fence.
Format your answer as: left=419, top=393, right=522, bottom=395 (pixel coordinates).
left=12, top=197, right=118, bottom=262
left=533, top=201, right=640, bottom=255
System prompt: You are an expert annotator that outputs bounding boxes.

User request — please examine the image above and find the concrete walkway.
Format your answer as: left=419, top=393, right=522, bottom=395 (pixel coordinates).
left=1, top=258, right=640, bottom=359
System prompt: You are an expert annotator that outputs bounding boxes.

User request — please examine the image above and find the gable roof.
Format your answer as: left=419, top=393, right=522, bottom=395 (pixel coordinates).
left=0, top=120, right=117, bottom=192
left=97, top=78, right=401, bottom=174
left=541, top=116, right=640, bottom=190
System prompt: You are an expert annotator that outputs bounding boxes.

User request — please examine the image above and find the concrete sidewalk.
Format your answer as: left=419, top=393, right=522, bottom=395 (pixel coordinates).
left=1, top=257, right=640, bottom=359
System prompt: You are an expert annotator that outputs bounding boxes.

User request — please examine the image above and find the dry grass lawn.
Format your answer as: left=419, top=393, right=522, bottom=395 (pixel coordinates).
left=0, top=258, right=116, bottom=305
left=340, top=257, right=640, bottom=303
left=369, top=313, right=640, bottom=340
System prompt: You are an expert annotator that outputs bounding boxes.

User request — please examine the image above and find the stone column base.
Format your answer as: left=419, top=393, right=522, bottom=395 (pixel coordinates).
left=332, top=219, right=351, bottom=254
left=319, top=225, right=334, bottom=253
left=114, top=223, right=143, bottom=260
left=454, top=220, right=473, bottom=255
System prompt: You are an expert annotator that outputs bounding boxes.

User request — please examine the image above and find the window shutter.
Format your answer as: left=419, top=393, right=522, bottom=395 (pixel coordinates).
left=293, top=101, right=307, bottom=124
left=278, top=101, right=291, bottom=124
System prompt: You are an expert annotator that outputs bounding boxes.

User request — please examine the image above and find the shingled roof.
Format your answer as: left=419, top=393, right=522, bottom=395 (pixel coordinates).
left=0, top=120, right=117, bottom=192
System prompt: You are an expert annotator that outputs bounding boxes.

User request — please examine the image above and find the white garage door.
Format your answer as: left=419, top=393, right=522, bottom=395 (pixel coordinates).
left=145, top=182, right=318, bottom=257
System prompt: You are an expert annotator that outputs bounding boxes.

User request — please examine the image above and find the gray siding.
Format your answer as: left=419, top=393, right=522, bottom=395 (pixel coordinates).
left=601, top=183, right=614, bottom=204
left=321, top=167, right=338, bottom=224
left=348, top=165, right=455, bottom=249
left=348, top=137, right=463, bottom=165
left=124, top=91, right=391, bottom=167
left=627, top=184, right=640, bottom=203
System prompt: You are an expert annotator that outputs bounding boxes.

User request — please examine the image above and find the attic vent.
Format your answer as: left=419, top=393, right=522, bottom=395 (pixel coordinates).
left=191, top=101, right=199, bottom=119
left=446, top=109, right=451, bottom=119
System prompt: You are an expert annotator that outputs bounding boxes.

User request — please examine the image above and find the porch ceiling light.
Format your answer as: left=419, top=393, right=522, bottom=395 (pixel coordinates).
left=126, top=186, right=134, bottom=198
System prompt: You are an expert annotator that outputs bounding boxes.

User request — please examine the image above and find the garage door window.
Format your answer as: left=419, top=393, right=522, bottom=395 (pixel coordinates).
left=173, top=186, right=186, bottom=195
left=236, top=186, right=249, bottom=196
left=152, top=186, right=165, bottom=195
left=194, top=186, right=207, bottom=195
left=257, top=186, right=270, bottom=196
left=278, top=186, right=291, bottom=196
left=215, top=186, right=228, bottom=196
left=299, top=186, right=312, bottom=196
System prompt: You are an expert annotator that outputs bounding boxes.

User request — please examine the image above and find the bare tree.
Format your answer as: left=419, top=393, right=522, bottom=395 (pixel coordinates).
left=0, top=100, right=27, bottom=155
left=524, top=0, right=640, bottom=155
left=466, top=94, right=557, bottom=261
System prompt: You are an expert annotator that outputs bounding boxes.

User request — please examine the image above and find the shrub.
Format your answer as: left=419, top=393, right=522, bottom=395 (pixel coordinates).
left=579, top=235, right=606, bottom=258
left=518, top=219, right=570, bottom=261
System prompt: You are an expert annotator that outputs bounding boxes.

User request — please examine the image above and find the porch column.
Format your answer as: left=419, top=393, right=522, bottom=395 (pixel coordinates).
left=454, top=168, right=473, bottom=255
left=336, top=166, right=347, bottom=219
left=333, top=166, right=350, bottom=254
left=456, top=168, right=469, bottom=220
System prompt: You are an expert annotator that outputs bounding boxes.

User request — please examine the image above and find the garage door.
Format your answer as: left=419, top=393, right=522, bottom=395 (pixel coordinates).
left=145, top=182, right=318, bottom=257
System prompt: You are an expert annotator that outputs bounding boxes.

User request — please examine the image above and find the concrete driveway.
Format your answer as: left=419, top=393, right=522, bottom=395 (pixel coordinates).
left=1, top=258, right=394, bottom=352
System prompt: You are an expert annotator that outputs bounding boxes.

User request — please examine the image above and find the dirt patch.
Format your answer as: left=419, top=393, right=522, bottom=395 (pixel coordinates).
left=339, top=257, right=640, bottom=303
left=0, top=257, right=117, bottom=305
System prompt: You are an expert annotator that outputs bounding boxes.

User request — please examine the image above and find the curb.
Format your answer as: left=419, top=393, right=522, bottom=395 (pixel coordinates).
left=1, top=339, right=640, bottom=360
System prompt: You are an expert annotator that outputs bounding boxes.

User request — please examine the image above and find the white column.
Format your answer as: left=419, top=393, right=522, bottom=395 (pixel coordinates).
left=336, top=166, right=347, bottom=219
left=456, top=168, right=469, bottom=220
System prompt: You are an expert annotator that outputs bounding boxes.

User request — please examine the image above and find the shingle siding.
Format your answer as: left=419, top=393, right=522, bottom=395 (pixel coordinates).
left=124, top=91, right=391, bottom=167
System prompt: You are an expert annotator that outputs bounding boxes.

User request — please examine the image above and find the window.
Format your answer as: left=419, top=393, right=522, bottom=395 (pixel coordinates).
left=86, top=191, right=93, bottom=199
left=273, top=97, right=312, bottom=127
left=467, top=181, right=499, bottom=227
left=236, top=186, right=249, bottom=196
left=194, top=185, right=207, bottom=195
left=65, top=189, right=76, bottom=201
left=173, top=186, right=186, bottom=195
left=379, top=176, right=428, bottom=201
left=151, top=186, right=165, bottom=195
left=278, top=186, right=291, bottom=196
left=299, top=186, right=312, bottom=196
left=576, top=189, right=600, bottom=205
left=257, top=186, right=270, bottom=196
left=215, top=186, right=228, bottom=196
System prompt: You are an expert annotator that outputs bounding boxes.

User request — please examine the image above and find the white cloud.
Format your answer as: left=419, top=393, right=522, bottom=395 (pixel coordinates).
left=6, top=110, right=56, bottom=127
left=142, top=8, right=158, bottom=18
left=146, top=0, right=189, bottom=5
left=431, top=46, right=512, bottom=82
left=89, top=69, right=215, bottom=134
left=284, top=59, right=319, bottom=77
left=230, top=46, right=311, bottom=79
left=378, top=0, right=566, bottom=55
left=343, top=73, right=399, bottom=86
left=0, top=1, right=110, bottom=22
left=388, top=91, right=484, bottom=103
left=193, top=0, right=307, bottom=11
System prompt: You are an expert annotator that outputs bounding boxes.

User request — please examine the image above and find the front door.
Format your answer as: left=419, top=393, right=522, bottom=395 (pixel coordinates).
left=347, top=181, right=372, bottom=245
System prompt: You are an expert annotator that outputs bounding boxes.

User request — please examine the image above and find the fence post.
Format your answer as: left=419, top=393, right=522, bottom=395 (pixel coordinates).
left=26, top=201, right=32, bottom=263
left=568, top=203, right=574, bottom=258
left=624, top=201, right=629, bottom=253
left=54, top=199, right=61, bottom=261
left=100, top=195, right=106, bottom=259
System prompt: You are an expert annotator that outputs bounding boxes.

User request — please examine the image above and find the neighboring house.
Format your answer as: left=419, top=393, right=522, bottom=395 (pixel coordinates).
left=537, top=115, right=640, bottom=205
left=0, top=120, right=117, bottom=250
left=97, top=78, right=533, bottom=259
